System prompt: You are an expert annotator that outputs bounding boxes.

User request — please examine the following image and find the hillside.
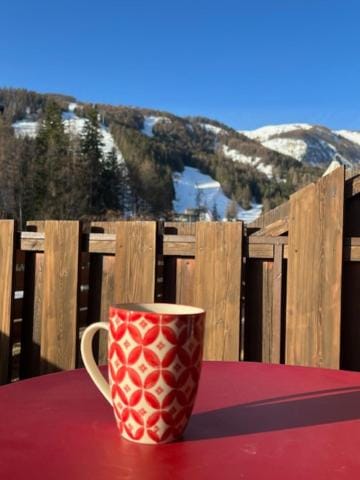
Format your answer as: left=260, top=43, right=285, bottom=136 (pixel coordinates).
left=0, top=88, right=328, bottom=224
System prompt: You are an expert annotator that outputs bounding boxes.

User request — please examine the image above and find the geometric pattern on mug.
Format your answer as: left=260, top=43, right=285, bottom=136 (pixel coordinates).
left=108, top=307, right=205, bottom=444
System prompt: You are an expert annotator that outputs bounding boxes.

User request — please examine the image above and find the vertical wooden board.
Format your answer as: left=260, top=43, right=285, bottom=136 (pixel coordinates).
left=19, top=252, right=44, bottom=378
left=270, top=244, right=283, bottom=363
left=244, top=260, right=264, bottom=361
left=194, top=222, right=242, bottom=361
left=176, top=258, right=195, bottom=306
left=341, top=263, right=360, bottom=370
left=286, top=167, right=345, bottom=368
left=114, top=222, right=156, bottom=303
left=0, top=220, right=16, bottom=384
left=261, top=261, right=274, bottom=362
left=244, top=259, right=278, bottom=363
left=40, top=221, right=80, bottom=373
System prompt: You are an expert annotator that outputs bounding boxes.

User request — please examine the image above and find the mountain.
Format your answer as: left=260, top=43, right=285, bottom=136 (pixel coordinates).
left=241, top=124, right=360, bottom=167
left=0, top=88, right=340, bottom=224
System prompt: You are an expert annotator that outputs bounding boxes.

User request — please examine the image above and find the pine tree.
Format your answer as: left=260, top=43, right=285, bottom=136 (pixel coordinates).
left=211, top=201, right=220, bottom=221
left=33, top=101, right=70, bottom=218
left=100, top=148, right=123, bottom=213
left=225, top=197, right=239, bottom=221
left=80, top=108, right=104, bottom=214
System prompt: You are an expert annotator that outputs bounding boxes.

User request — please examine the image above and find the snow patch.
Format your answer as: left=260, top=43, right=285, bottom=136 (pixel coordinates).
left=13, top=109, right=125, bottom=165
left=68, top=102, right=77, bottom=112
left=200, top=123, right=227, bottom=135
left=222, top=145, right=273, bottom=178
left=141, top=116, right=170, bottom=137
left=172, top=166, right=262, bottom=223
left=12, top=120, right=38, bottom=138
left=241, top=123, right=312, bottom=142
left=336, top=130, right=360, bottom=147
left=262, top=138, right=308, bottom=162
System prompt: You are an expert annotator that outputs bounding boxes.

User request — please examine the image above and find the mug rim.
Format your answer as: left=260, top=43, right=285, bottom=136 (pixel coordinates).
left=110, top=303, right=205, bottom=316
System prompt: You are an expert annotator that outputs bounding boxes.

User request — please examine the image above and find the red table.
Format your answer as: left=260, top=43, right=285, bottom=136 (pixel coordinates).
left=1, top=361, right=360, bottom=479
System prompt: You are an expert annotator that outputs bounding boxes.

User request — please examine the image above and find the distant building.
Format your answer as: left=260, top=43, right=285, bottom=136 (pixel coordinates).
left=174, top=207, right=210, bottom=222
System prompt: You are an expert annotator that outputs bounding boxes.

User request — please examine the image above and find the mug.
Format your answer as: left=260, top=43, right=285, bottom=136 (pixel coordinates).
left=80, top=303, right=205, bottom=444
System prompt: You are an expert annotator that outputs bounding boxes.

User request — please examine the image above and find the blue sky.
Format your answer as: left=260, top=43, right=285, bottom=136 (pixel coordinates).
left=1, top=0, right=360, bottom=129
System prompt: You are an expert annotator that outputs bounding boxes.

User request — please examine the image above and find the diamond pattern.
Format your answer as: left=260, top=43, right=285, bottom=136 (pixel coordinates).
left=108, top=307, right=205, bottom=444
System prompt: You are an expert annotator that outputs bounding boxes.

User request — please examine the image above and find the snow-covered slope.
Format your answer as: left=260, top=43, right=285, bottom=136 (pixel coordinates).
left=241, top=123, right=360, bottom=167
left=222, top=145, right=273, bottom=178
left=173, top=166, right=262, bottom=223
left=336, top=130, right=360, bottom=147
left=13, top=104, right=125, bottom=164
left=241, top=124, right=312, bottom=142
left=12, top=120, right=39, bottom=138
left=141, top=116, right=170, bottom=137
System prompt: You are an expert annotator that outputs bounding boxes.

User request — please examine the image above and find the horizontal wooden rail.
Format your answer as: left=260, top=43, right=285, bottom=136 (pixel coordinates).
left=18, top=231, right=360, bottom=261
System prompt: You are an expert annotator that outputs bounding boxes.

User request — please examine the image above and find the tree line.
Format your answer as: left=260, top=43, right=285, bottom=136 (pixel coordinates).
left=0, top=101, right=130, bottom=227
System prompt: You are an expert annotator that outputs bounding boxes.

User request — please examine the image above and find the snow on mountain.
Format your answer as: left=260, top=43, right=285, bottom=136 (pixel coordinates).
left=241, top=123, right=312, bottom=142
left=336, top=130, right=360, bottom=146
left=13, top=104, right=125, bottom=164
left=262, top=138, right=308, bottom=162
left=200, top=123, right=227, bottom=135
left=222, top=145, right=273, bottom=178
left=241, top=123, right=360, bottom=168
left=172, top=166, right=262, bottom=223
left=12, top=120, right=38, bottom=138
left=141, top=116, right=170, bottom=137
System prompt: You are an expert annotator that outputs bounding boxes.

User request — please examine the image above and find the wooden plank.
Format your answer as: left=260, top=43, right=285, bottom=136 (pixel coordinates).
left=270, top=244, right=283, bottom=363
left=244, top=260, right=264, bottom=361
left=248, top=201, right=289, bottom=229
left=244, top=259, right=276, bottom=362
left=0, top=220, right=16, bottom=384
left=164, top=222, right=196, bottom=235
left=286, top=167, right=345, bottom=368
left=40, top=221, right=81, bottom=373
left=114, top=222, right=156, bottom=303
left=87, top=254, right=115, bottom=365
left=176, top=258, right=195, bottom=305
left=252, top=218, right=289, bottom=237
left=194, top=222, right=243, bottom=361
left=20, top=252, right=44, bottom=378
left=246, top=243, right=274, bottom=259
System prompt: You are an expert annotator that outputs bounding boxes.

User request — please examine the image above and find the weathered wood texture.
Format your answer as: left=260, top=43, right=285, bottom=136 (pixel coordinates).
left=114, top=222, right=156, bottom=304
left=2, top=167, right=360, bottom=384
left=286, top=167, right=345, bottom=368
left=40, top=221, right=81, bottom=373
left=194, top=222, right=243, bottom=361
left=0, top=221, right=16, bottom=384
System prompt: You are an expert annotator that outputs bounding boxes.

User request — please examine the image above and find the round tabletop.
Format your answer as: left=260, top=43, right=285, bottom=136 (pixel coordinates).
left=1, top=361, right=360, bottom=479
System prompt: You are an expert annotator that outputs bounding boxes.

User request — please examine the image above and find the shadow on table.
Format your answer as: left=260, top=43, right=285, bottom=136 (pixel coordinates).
left=185, top=386, right=360, bottom=441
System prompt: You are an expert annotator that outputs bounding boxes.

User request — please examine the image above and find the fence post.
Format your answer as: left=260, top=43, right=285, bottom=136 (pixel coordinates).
left=0, top=220, right=16, bottom=384
left=194, top=221, right=243, bottom=361
left=114, top=221, right=157, bottom=303
left=40, top=221, right=81, bottom=373
left=286, top=167, right=345, bottom=368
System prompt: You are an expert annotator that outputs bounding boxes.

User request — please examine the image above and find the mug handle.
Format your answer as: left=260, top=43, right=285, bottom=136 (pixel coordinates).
left=80, top=322, right=112, bottom=405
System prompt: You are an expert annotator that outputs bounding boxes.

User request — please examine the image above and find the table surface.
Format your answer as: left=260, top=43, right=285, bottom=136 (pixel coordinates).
left=1, top=361, right=360, bottom=480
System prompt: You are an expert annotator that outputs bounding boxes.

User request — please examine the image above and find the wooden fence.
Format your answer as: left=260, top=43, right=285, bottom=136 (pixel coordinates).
left=1, top=166, right=360, bottom=385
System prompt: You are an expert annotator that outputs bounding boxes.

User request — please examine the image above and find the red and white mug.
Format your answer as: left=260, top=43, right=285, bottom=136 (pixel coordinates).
left=80, top=303, right=205, bottom=444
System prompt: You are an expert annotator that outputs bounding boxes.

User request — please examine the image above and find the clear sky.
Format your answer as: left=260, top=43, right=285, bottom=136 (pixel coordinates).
left=1, top=0, right=360, bottom=130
